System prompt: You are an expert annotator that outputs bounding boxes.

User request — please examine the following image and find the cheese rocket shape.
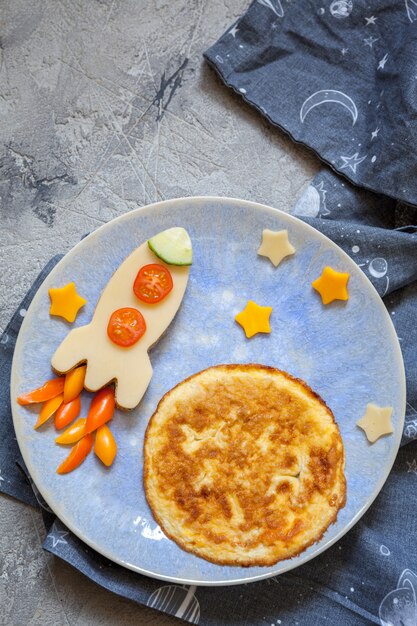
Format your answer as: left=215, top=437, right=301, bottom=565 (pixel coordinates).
left=52, top=228, right=192, bottom=410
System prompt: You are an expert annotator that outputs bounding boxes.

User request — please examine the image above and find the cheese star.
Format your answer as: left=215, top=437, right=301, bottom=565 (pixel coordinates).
left=257, top=229, right=295, bottom=267
left=235, top=300, right=272, bottom=338
left=49, top=282, right=86, bottom=323
left=312, top=266, right=350, bottom=305
left=356, top=403, right=394, bottom=443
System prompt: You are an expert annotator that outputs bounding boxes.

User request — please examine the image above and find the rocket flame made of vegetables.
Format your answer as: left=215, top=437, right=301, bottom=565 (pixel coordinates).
left=17, top=228, right=192, bottom=474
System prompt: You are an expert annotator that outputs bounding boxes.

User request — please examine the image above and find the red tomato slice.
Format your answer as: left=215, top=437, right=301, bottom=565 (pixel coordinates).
left=107, top=307, right=146, bottom=347
left=133, top=263, right=173, bottom=304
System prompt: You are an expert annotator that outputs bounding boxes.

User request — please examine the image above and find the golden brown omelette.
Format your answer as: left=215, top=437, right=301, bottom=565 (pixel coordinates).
left=144, top=364, right=346, bottom=567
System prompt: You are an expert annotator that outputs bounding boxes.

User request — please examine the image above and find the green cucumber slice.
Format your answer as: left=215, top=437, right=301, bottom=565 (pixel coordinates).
left=148, top=227, right=192, bottom=266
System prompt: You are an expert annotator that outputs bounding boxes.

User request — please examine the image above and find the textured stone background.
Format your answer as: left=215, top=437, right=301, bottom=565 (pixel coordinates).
left=0, top=1, right=317, bottom=624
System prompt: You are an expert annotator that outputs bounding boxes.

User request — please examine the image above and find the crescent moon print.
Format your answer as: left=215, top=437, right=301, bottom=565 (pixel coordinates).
left=368, top=257, right=389, bottom=296
left=405, top=0, right=417, bottom=22
left=257, top=0, right=284, bottom=18
left=300, top=90, right=358, bottom=125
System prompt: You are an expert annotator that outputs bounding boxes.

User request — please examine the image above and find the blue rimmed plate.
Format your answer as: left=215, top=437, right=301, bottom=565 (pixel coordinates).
left=11, top=197, right=405, bottom=586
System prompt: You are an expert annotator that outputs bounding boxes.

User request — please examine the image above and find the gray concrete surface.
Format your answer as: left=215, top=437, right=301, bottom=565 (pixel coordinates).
left=0, top=1, right=318, bottom=624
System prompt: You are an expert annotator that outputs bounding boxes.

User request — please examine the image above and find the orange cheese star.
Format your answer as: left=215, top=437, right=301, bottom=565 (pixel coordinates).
left=235, top=300, right=272, bottom=338
left=312, top=266, right=350, bottom=305
left=49, top=282, right=86, bottom=323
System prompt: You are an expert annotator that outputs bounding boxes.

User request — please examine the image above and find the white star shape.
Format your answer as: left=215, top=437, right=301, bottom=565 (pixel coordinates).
left=257, top=229, right=295, bottom=267
left=371, top=127, right=380, bottom=140
left=47, top=523, right=69, bottom=548
left=365, top=16, right=377, bottom=25
left=363, top=36, right=379, bottom=48
left=228, top=24, right=239, bottom=38
left=378, top=54, right=388, bottom=70
left=340, top=152, right=367, bottom=174
left=407, top=459, right=417, bottom=474
left=341, top=48, right=348, bottom=55
left=0, top=471, right=4, bottom=483
left=356, top=404, right=394, bottom=443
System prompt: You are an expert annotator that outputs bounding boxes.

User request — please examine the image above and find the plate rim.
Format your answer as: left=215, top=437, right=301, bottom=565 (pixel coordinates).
left=10, top=195, right=406, bottom=586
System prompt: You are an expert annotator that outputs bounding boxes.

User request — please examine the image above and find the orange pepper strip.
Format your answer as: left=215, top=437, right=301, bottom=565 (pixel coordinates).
left=56, top=433, right=93, bottom=474
left=64, top=365, right=86, bottom=404
left=55, top=418, right=87, bottom=445
left=34, top=394, right=64, bottom=429
left=55, top=396, right=81, bottom=430
left=17, top=377, right=65, bottom=405
left=85, top=387, right=115, bottom=434
left=94, top=424, right=117, bottom=467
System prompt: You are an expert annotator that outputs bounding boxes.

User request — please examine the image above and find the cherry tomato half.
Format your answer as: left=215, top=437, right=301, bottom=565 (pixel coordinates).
left=56, top=433, right=93, bottom=474
left=107, top=307, right=146, bottom=347
left=55, top=418, right=87, bottom=445
left=133, top=263, right=173, bottom=304
left=85, top=387, right=115, bottom=434
left=34, top=394, right=64, bottom=429
left=55, top=395, right=81, bottom=430
left=17, top=377, right=65, bottom=405
left=64, top=365, right=86, bottom=403
left=94, top=424, right=117, bottom=467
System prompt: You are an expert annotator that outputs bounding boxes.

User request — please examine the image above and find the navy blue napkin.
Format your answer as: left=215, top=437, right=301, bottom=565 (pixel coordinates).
left=204, top=0, right=417, bottom=206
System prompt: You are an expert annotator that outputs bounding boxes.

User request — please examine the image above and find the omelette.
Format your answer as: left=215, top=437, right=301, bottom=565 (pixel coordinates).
left=144, top=364, right=346, bottom=567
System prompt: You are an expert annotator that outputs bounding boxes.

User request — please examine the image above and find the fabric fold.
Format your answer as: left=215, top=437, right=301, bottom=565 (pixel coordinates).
left=205, top=0, right=417, bottom=205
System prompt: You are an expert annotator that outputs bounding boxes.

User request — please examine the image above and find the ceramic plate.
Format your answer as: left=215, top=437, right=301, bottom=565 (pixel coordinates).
left=11, top=197, right=405, bottom=586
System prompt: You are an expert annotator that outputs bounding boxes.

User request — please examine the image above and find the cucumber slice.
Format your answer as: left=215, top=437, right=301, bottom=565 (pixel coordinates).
left=148, top=227, right=192, bottom=266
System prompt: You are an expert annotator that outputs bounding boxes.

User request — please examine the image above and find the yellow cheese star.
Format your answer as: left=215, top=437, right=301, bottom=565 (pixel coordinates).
left=356, top=403, right=394, bottom=443
left=257, top=229, right=295, bottom=267
left=312, top=266, right=350, bottom=305
left=235, top=300, right=272, bottom=338
left=49, top=282, right=86, bottom=323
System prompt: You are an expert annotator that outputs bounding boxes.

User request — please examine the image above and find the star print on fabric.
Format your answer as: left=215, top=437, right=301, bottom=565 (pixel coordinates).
left=341, top=48, right=348, bottom=55
left=235, top=300, right=272, bottom=339
left=228, top=24, right=239, bottom=37
left=407, top=459, right=417, bottom=474
left=378, top=54, right=388, bottom=70
left=365, top=16, right=377, bottom=25
left=312, top=266, right=350, bottom=305
left=371, top=127, right=380, bottom=140
left=0, top=471, right=4, bottom=483
left=257, top=229, right=295, bottom=267
left=49, top=282, right=86, bottom=323
left=47, top=523, right=69, bottom=548
left=340, top=152, right=367, bottom=174
left=363, top=35, right=379, bottom=48
left=356, top=404, right=394, bottom=443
